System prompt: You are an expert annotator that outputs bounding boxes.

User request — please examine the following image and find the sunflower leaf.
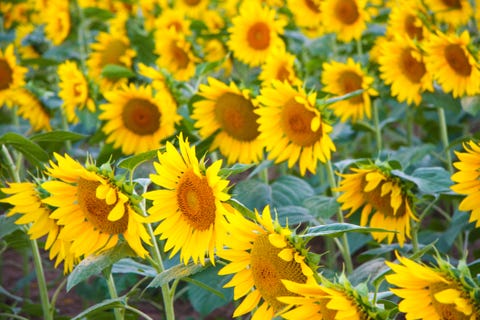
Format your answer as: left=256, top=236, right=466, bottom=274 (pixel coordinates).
left=30, top=131, right=87, bottom=142
left=147, top=262, right=207, bottom=288
left=117, top=149, right=158, bottom=172
left=391, top=167, right=453, bottom=195
left=461, top=95, right=480, bottom=116
left=218, top=163, right=255, bottom=177
left=101, top=64, right=136, bottom=80
left=0, top=214, right=21, bottom=239
left=300, top=223, right=395, bottom=238
left=71, top=297, right=126, bottom=320
left=0, top=132, right=49, bottom=167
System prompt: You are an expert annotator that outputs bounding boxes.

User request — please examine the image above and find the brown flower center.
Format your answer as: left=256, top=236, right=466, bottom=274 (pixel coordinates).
left=400, top=48, right=426, bottom=83
left=441, top=0, right=461, bottom=9
left=77, top=178, right=128, bottom=234
left=429, top=282, right=470, bottom=320
left=335, top=0, right=359, bottom=25
left=99, top=38, right=129, bottom=68
left=0, top=59, right=13, bottom=91
left=444, top=44, right=472, bottom=77
left=305, top=0, right=321, bottom=13
left=338, top=70, right=364, bottom=104
left=361, top=175, right=406, bottom=217
left=281, top=98, right=323, bottom=147
left=176, top=170, right=216, bottom=231
left=276, top=64, right=292, bottom=82
left=121, top=98, right=161, bottom=135
left=170, top=43, right=190, bottom=69
left=247, top=22, right=271, bottom=50
left=404, top=14, right=423, bottom=40
left=250, top=234, right=307, bottom=311
left=183, top=0, right=201, bottom=6
left=214, top=92, right=260, bottom=142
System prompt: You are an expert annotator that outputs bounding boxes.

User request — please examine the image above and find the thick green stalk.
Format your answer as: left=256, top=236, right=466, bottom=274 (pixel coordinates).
left=437, top=107, right=453, bottom=173
left=372, top=99, right=382, bottom=153
left=106, top=273, right=123, bottom=320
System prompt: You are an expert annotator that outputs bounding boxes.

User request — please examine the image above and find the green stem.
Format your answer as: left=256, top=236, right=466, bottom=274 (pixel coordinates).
left=124, top=305, right=155, bottom=320
left=72, top=0, right=89, bottom=74
left=356, top=38, right=363, bottom=58
left=437, top=107, right=453, bottom=174
left=406, top=105, right=413, bottom=146
left=2, top=145, right=20, bottom=182
left=325, top=160, right=353, bottom=274
left=106, top=273, right=123, bottom=320
left=31, top=239, right=53, bottom=320
left=372, top=99, right=382, bottom=153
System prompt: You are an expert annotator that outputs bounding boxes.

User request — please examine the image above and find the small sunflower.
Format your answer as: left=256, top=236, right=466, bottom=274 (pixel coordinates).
left=0, top=182, right=77, bottom=273
left=424, top=30, right=480, bottom=98
left=198, top=38, right=233, bottom=76
left=12, top=88, right=52, bottom=132
left=423, top=0, right=473, bottom=27
left=43, top=0, right=71, bottom=46
left=259, top=48, right=301, bottom=87
left=451, top=140, right=480, bottom=228
left=321, top=58, right=377, bottom=122
left=336, top=164, right=417, bottom=246
left=192, top=77, right=263, bottom=165
left=321, top=0, right=370, bottom=42
left=378, top=37, right=433, bottom=106
left=153, top=9, right=191, bottom=35
left=217, top=205, right=316, bottom=319
left=0, top=44, right=28, bottom=108
left=58, top=60, right=95, bottom=124
left=173, top=0, right=209, bottom=19
left=143, top=133, right=231, bottom=265
left=287, top=0, right=323, bottom=30
left=154, top=27, right=199, bottom=81
left=385, top=1, right=428, bottom=41
left=227, top=1, right=286, bottom=67
left=14, top=23, right=41, bottom=59
left=99, top=83, right=179, bottom=155
left=386, top=253, right=479, bottom=319
left=256, top=80, right=336, bottom=175
left=41, top=153, right=151, bottom=259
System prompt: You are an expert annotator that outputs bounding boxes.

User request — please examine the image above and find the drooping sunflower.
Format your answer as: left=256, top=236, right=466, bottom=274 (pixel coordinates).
left=0, top=182, right=77, bottom=273
left=227, top=1, right=286, bottom=67
left=321, top=58, right=377, bottom=122
left=99, top=83, right=179, bottom=155
left=143, top=133, right=231, bottom=265
left=41, top=153, right=151, bottom=259
left=423, top=0, right=473, bottom=27
left=12, top=88, right=52, bottom=132
left=451, top=140, right=480, bottom=228
left=217, top=205, right=316, bottom=319
left=0, top=44, right=28, bottom=108
left=378, top=36, right=434, bottom=106
left=321, top=0, right=370, bottom=42
left=386, top=254, right=479, bottom=319
left=154, top=27, right=199, bottom=81
left=385, top=1, right=428, bottom=42
left=256, top=80, right=336, bottom=175
left=336, top=164, right=417, bottom=246
left=58, top=60, right=95, bottom=124
left=259, top=48, right=301, bottom=87
left=424, top=30, right=480, bottom=98
left=43, top=0, right=70, bottom=46
left=192, top=77, right=264, bottom=165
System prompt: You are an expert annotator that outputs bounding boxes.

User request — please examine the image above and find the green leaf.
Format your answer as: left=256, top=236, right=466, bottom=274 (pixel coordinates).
left=276, top=205, right=316, bottom=225
left=0, top=132, right=49, bottom=167
left=304, top=195, right=339, bottom=220
left=67, top=244, right=134, bottom=291
left=392, top=167, right=453, bottom=195
left=30, top=131, right=87, bottom=143
left=226, top=199, right=256, bottom=220
left=231, top=178, right=271, bottom=212
left=101, top=64, right=135, bottom=80
left=71, top=298, right=126, bottom=320
left=0, top=214, right=20, bottom=239
left=389, top=144, right=436, bottom=170
left=301, top=223, right=395, bottom=238
left=349, top=258, right=388, bottom=286
left=461, top=95, right=480, bottom=116
left=83, top=7, right=115, bottom=20
left=117, top=149, right=158, bottom=172
left=218, top=163, right=255, bottom=177
left=111, top=258, right=156, bottom=277
left=147, top=262, right=206, bottom=288
left=271, top=175, right=315, bottom=206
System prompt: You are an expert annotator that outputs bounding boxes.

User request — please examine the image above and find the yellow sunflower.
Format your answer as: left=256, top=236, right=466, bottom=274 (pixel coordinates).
left=0, top=1, right=30, bottom=29
left=137, top=63, right=174, bottom=98
left=198, top=38, right=233, bottom=76
left=173, top=0, right=209, bottom=19
left=227, top=1, right=286, bottom=67
left=1, top=182, right=77, bottom=273
left=153, top=8, right=191, bottom=35
left=386, top=254, right=479, bottom=319
left=192, top=77, right=264, bottom=165
left=0, top=44, right=28, bottom=108
left=287, top=0, right=323, bottom=30
left=451, top=140, right=480, bottom=228
left=41, top=153, right=151, bottom=259
left=99, top=83, right=179, bottom=155
left=14, top=23, right=41, bottom=59
left=321, top=58, right=377, bottom=122
left=143, top=133, right=231, bottom=265
left=58, top=60, right=95, bottom=124
left=321, top=0, right=370, bottom=42
left=154, top=27, right=199, bottom=81
left=259, top=48, right=301, bottom=87
left=335, top=165, right=417, bottom=246
left=43, top=0, right=70, bottom=46
left=385, top=1, right=428, bottom=42
left=256, top=80, right=336, bottom=176
left=424, top=30, right=480, bottom=98
left=217, top=205, right=316, bottom=319
left=378, top=36, right=434, bottom=106
left=11, top=88, right=52, bottom=132
left=423, top=0, right=473, bottom=27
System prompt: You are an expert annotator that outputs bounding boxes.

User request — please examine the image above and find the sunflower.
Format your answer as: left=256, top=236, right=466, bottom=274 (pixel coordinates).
left=451, top=140, right=480, bottom=228
left=424, top=31, right=480, bottom=98
left=385, top=1, right=428, bottom=42
left=217, top=205, right=316, bottom=319
left=423, top=0, right=473, bottom=27
left=335, top=164, right=417, bottom=246
left=14, top=23, right=41, bottom=59
left=153, top=9, right=191, bottom=35
left=143, top=133, right=231, bottom=265
left=321, top=0, right=370, bottom=42
left=41, top=153, right=151, bottom=259
left=321, top=58, right=377, bottom=122
left=0, top=44, right=28, bottom=108
left=256, top=80, right=336, bottom=176
left=99, top=83, right=179, bottom=155
left=58, top=60, right=95, bottom=124
left=198, top=38, right=233, bottom=76
left=287, top=0, right=323, bottom=30
left=192, top=77, right=264, bottom=165
left=11, top=88, right=52, bottom=132
left=385, top=254, right=479, bottom=319
left=173, top=0, right=210, bottom=19
left=0, top=182, right=77, bottom=273
left=154, top=27, right=199, bottom=81
left=259, top=48, right=301, bottom=87
left=378, top=36, right=434, bottom=106
left=43, top=0, right=70, bottom=45
left=227, top=1, right=286, bottom=67
left=137, top=63, right=173, bottom=97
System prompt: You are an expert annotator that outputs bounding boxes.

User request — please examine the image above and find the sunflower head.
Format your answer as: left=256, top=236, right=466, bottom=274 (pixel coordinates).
left=321, top=0, right=370, bottom=42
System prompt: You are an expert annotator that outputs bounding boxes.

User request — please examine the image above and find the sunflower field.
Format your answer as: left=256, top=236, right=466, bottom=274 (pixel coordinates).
left=1, top=0, right=480, bottom=319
